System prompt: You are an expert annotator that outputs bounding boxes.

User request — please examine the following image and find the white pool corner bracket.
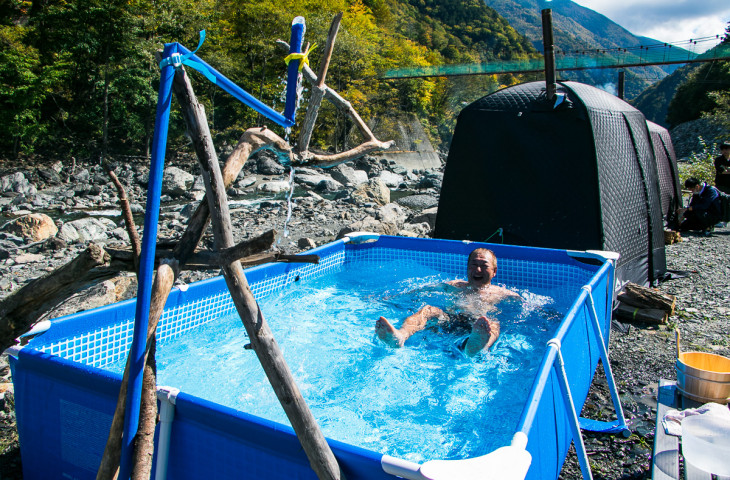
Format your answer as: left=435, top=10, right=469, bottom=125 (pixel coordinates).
left=383, top=433, right=531, bottom=480
left=342, top=232, right=381, bottom=244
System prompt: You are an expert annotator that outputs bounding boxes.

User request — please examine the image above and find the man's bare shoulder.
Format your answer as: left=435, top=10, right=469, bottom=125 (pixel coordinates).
left=447, top=280, right=469, bottom=289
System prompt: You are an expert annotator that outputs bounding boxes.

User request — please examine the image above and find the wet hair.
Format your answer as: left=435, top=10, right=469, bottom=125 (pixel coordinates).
left=684, top=177, right=700, bottom=189
left=468, top=248, right=497, bottom=268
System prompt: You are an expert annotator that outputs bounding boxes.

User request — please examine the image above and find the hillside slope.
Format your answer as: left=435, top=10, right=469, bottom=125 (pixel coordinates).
left=484, top=0, right=685, bottom=99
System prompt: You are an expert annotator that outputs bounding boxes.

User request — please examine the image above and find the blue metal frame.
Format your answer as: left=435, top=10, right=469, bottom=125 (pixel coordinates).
left=516, top=260, right=629, bottom=480
left=119, top=19, right=306, bottom=478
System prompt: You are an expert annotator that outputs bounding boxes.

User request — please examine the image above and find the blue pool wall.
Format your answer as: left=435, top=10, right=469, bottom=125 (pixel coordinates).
left=10, top=235, right=611, bottom=480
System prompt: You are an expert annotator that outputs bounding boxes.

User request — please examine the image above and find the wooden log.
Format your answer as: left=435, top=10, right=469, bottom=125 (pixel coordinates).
left=0, top=244, right=110, bottom=352
left=103, top=159, right=141, bottom=272
left=96, top=261, right=176, bottom=480
left=131, top=336, right=157, bottom=480
left=614, top=301, right=668, bottom=324
left=174, top=66, right=345, bottom=480
left=663, top=229, right=681, bottom=245
left=617, top=282, right=675, bottom=316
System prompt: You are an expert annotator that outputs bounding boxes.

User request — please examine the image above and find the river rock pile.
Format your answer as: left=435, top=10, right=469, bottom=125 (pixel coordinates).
left=0, top=152, right=443, bottom=303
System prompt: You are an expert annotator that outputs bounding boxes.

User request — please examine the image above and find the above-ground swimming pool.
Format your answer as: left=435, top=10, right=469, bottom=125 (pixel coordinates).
left=9, top=235, right=619, bottom=480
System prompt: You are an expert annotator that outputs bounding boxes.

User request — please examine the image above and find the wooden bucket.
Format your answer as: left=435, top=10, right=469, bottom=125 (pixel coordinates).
left=675, top=330, right=730, bottom=404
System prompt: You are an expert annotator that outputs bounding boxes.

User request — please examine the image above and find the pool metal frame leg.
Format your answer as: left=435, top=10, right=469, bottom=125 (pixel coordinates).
left=546, top=286, right=631, bottom=480
left=577, top=286, right=630, bottom=437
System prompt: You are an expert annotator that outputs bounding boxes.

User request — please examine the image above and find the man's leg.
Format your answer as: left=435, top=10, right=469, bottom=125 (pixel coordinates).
left=376, top=305, right=445, bottom=347
left=463, top=317, right=500, bottom=356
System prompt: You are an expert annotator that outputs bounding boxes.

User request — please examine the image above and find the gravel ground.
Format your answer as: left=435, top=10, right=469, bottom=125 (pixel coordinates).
left=1, top=216, right=728, bottom=480
left=560, top=225, right=730, bottom=479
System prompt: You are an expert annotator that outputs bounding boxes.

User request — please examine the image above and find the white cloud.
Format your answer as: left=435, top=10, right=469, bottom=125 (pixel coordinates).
left=570, top=0, right=730, bottom=49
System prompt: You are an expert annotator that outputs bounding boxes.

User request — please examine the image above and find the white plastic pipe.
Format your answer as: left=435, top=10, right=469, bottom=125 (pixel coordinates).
left=155, top=386, right=180, bottom=480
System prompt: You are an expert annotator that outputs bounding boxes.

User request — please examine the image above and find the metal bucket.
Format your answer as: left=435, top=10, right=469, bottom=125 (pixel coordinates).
left=675, top=352, right=730, bottom=404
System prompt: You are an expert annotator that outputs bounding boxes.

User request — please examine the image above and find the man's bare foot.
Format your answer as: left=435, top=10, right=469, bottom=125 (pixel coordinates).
left=375, top=316, right=406, bottom=347
left=464, top=316, right=499, bottom=356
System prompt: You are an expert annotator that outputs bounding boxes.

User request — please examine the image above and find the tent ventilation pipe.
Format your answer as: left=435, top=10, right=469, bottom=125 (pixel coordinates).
left=541, top=8, right=557, bottom=101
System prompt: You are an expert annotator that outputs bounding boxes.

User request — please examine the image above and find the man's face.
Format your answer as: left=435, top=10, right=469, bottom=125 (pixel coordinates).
left=722, top=147, right=730, bottom=159
left=467, top=252, right=497, bottom=287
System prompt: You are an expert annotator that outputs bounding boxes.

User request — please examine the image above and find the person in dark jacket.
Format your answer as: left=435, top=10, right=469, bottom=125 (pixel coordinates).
left=715, top=142, right=730, bottom=194
left=678, top=177, right=722, bottom=233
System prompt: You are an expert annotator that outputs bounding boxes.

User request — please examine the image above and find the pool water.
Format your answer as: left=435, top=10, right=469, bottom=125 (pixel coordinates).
left=107, top=259, right=565, bottom=462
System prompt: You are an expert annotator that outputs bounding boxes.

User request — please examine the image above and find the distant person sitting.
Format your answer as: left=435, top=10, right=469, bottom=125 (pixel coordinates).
left=714, top=142, right=730, bottom=195
left=375, top=248, right=521, bottom=357
left=678, top=177, right=722, bottom=233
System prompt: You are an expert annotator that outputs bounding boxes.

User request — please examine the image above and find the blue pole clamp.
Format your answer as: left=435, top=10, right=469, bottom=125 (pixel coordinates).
left=159, top=30, right=217, bottom=84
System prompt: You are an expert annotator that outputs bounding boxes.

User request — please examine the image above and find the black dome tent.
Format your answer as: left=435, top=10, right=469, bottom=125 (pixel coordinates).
left=434, top=81, right=666, bottom=286
left=647, top=120, right=682, bottom=225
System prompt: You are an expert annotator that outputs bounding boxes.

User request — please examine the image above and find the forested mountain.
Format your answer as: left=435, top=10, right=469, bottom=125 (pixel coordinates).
left=632, top=27, right=730, bottom=128
left=630, top=64, right=698, bottom=127
left=0, top=0, right=536, bottom=159
left=483, top=0, right=684, bottom=99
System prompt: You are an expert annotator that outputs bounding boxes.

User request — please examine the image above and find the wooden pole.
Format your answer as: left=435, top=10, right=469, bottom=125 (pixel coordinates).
left=618, top=70, right=625, bottom=99
left=541, top=8, right=557, bottom=101
left=298, top=12, right=342, bottom=155
left=172, top=66, right=345, bottom=480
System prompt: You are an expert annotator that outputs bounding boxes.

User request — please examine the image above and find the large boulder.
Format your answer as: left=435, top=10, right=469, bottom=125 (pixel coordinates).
left=351, top=178, right=390, bottom=206
left=409, top=206, right=438, bottom=230
left=257, top=155, right=286, bottom=175
left=58, top=217, right=116, bottom=243
left=0, top=213, right=58, bottom=242
left=0, top=172, right=37, bottom=196
left=330, top=164, right=368, bottom=187
left=376, top=171, right=404, bottom=188
left=161, top=166, right=195, bottom=196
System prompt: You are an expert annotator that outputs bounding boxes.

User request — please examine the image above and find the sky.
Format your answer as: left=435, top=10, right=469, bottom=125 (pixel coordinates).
left=570, top=0, right=730, bottom=52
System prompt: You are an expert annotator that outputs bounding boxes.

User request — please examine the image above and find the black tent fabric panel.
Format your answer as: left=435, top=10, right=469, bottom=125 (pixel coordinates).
left=580, top=106, right=649, bottom=283
left=622, top=114, right=667, bottom=282
left=435, top=85, right=601, bottom=249
left=647, top=121, right=682, bottom=220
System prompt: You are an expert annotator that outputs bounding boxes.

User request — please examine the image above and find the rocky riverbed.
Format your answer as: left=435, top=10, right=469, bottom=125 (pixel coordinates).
left=0, top=153, right=728, bottom=479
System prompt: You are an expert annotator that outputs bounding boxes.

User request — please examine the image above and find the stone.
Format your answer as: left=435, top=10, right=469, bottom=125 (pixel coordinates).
left=0, top=213, right=58, bottom=242
left=57, top=217, right=116, bottom=243
left=376, top=203, right=407, bottom=227
left=297, top=237, right=317, bottom=249
left=336, top=215, right=399, bottom=238
left=14, top=253, right=45, bottom=264
left=409, top=206, right=438, bottom=230
left=0, top=172, right=37, bottom=196
left=396, top=194, right=438, bottom=210
left=257, top=181, right=291, bottom=194
left=236, top=176, right=257, bottom=189
left=257, top=156, right=285, bottom=175
left=376, top=171, right=404, bottom=188
left=37, top=168, right=62, bottom=185
left=330, top=165, right=368, bottom=187
left=162, top=166, right=195, bottom=196
left=315, top=179, right=342, bottom=193
left=296, top=173, right=340, bottom=189
left=351, top=178, right=390, bottom=206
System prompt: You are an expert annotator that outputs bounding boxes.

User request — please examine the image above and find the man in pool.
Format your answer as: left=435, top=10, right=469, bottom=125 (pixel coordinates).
left=375, top=248, right=521, bottom=356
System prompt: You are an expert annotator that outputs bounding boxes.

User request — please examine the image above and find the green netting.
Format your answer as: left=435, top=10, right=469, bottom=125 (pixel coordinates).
left=384, top=43, right=730, bottom=79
